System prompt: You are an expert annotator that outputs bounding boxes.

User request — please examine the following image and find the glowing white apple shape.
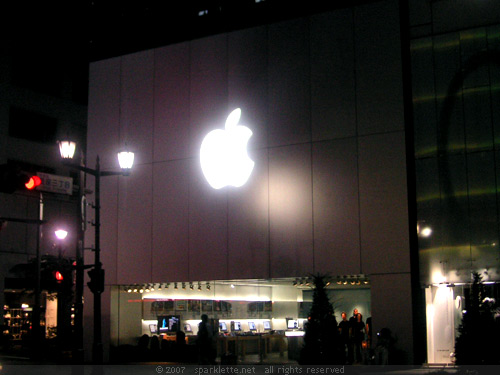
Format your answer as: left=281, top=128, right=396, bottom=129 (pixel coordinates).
left=200, top=108, right=255, bottom=189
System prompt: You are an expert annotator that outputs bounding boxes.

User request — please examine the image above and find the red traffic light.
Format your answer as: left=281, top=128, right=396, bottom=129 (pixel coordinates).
left=54, top=271, right=64, bottom=282
left=25, top=176, right=42, bottom=190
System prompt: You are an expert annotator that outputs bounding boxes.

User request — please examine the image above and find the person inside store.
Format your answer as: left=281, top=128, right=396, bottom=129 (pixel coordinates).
left=347, top=308, right=358, bottom=364
left=197, top=314, right=216, bottom=364
left=338, top=311, right=350, bottom=364
left=365, top=316, right=372, bottom=349
left=353, top=312, right=366, bottom=364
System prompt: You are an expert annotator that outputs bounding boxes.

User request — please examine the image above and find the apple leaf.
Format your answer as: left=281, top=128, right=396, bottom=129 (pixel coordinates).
left=225, top=108, right=241, bottom=130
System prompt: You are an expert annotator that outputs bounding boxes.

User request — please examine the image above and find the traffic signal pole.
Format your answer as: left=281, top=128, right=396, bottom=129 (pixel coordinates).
left=33, top=192, right=43, bottom=359
left=63, top=155, right=123, bottom=364
left=92, top=156, right=103, bottom=364
left=1, top=196, right=46, bottom=360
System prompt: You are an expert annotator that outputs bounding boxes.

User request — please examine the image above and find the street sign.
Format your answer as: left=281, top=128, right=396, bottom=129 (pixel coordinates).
left=36, top=172, right=73, bottom=195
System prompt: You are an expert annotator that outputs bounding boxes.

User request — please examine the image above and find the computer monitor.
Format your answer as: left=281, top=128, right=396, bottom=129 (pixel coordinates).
left=149, top=324, right=157, bottom=334
left=287, top=320, right=298, bottom=329
left=263, top=321, right=271, bottom=330
left=233, top=322, right=242, bottom=331
left=219, top=322, right=228, bottom=332
left=248, top=322, right=256, bottom=331
left=184, top=323, right=192, bottom=333
left=157, top=315, right=180, bottom=333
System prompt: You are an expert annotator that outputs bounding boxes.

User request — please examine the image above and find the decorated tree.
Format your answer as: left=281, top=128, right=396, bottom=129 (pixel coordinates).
left=299, top=274, right=343, bottom=365
left=454, top=272, right=499, bottom=365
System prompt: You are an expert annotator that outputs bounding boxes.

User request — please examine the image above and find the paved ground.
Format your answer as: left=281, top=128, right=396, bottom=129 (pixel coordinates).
left=2, top=351, right=496, bottom=375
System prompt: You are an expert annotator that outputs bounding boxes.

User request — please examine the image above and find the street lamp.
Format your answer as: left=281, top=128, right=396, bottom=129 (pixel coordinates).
left=55, top=229, right=68, bottom=240
left=58, top=139, right=134, bottom=364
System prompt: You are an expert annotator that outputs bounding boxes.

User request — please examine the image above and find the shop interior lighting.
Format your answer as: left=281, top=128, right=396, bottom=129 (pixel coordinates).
left=150, top=284, right=155, bottom=291
left=127, top=286, right=132, bottom=293
left=198, top=283, right=202, bottom=291
left=189, top=283, right=194, bottom=290
left=139, top=287, right=144, bottom=293
left=166, top=283, right=170, bottom=289
left=182, top=282, right=186, bottom=290
left=174, top=282, right=178, bottom=289
left=206, top=282, right=211, bottom=290
left=157, top=284, right=162, bottom=290
left=133, top=286, right=138, bottom=293
left=145, top=285, right=150, bottom=292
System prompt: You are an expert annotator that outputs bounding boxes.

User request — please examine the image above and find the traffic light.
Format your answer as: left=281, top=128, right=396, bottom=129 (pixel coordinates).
left=0, top=164, right=41, bottom=193
left=87, top=268, right=105, bottom=294
left=53, top=270, right=64, bottom=283
left=25, top=175, right=42, bottom=190
left=40, top=256, right=74, bottom=292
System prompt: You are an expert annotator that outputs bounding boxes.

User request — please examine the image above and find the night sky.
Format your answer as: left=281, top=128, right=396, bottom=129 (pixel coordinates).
left=3, top=1, right=379, bottom=63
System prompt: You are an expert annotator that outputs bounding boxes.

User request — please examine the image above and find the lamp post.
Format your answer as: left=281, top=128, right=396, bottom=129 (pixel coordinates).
left=54, top=228, right=70, bottom=348
left=59, top=140, right=134, bottom=364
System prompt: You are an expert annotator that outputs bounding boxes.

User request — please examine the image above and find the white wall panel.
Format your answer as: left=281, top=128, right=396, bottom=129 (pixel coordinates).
left=313, top=139, right=360, bottom=275
left=269, top=144, right=313, bottom=277
left=310, top=10, right=356, bottom=141
left=154, top=44, right=191, bottom=162
left=358, top=132, right=410, bottom=274
left=152, top=159, right=190, bottom=282
left=355, top=0, right=404, bottom=135
left=268, top=18, right=311, bottom=147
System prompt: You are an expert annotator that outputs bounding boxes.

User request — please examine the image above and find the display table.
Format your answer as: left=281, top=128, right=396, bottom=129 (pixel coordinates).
left=217, top=333, right=286, bottom=360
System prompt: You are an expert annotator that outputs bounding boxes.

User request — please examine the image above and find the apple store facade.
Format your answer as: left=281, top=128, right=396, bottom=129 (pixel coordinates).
left=85, top=0, right=500, bottom=365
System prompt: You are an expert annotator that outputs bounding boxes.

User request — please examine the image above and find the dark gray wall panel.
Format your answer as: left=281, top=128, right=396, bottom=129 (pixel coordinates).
left=313, top=139, right=360, bottom=275
left=117, top=163, right=153, bottom=284
left=269, top=144, right=313, bottom=277
left=189, top=35, right=228, bottom=158
left=154, top=44, right=191, bottom=162
left=228, top=26, right=269, bottom=150
left=370, top=272, right=414, bottom=363
left=432, top=0, right=500, bottom=35
left=355, top=0, right=404, bottom=135
left=228, top=150, right=270, bottom=280
left=358, top=131, right=410, bottom=274
left=152, top=159, right=190, bottom=282
left=88, top=59, right=121, bottom=284
left=121, top=50, right=154, bottom=165
left=189, top=157, right=229, bottom=281
left=310, top=10, right=356, bottom=141
left=268, top=18, right=311, bottom=147
left=88, top=58, right=121, bottom=170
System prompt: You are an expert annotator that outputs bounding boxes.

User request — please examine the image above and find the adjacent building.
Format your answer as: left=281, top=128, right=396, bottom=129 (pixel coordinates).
left=1, top=0, right=499, bottom=366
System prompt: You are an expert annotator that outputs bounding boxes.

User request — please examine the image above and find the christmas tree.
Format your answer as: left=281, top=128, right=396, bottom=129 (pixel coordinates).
left=454, top=272, right=499, bottom=365
left=299, top=274, right=343, bottom=365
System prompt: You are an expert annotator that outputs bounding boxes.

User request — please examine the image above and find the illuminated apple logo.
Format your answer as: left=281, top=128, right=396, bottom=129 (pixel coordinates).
left=200, top=108, right=255, bottom=189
